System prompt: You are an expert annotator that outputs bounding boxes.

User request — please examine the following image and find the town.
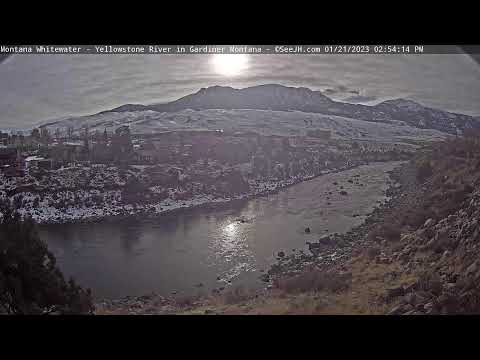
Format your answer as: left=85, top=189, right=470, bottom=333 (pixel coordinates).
left=0, top=125, right=413, bottom=224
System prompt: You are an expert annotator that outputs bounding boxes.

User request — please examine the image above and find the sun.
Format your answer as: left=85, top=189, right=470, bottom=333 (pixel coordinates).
left=211, top=54, right=249, bottom=77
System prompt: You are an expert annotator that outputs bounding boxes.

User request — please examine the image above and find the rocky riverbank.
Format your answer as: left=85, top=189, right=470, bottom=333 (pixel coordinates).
left=93, top=161, right=408, bottom=314
left=95, top=135, right=480, bottom=315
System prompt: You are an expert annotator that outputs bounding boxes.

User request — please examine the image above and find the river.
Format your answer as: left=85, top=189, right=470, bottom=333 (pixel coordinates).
left=38, top=161, right=402, bottom=299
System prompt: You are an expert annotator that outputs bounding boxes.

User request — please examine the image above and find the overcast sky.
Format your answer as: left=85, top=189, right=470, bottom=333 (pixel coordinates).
left=1, top=53, right=480, bottom=130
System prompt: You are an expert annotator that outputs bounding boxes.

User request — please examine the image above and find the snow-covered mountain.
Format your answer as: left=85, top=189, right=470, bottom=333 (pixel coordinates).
left=107, top=84, right=333, bottom=114
left=41, top=84, right=480, bottom=137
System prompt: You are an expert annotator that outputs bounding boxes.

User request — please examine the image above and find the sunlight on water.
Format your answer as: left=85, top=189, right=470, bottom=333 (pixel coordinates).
left=223, top=222, right=238, bottom=236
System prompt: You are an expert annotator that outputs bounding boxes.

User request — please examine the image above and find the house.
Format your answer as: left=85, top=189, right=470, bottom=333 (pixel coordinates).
left=0, top=147, right=18, bottom=166
left=133, top=141, right=158, bottom=163
left=134, top=149, right=157, bottom=163
left=50, top=142, right=84, bottom=164
left=0, top=148, right=26, bottom=177
left=37, top=159, right=54, bottom=170
left=25, top=155, right=45, bottom=169
left=0, top=132, right=9, bottom=146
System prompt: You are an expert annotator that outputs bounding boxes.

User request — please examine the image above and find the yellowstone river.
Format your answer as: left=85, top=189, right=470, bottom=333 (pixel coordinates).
left=39, top=161, right=403, bottom=299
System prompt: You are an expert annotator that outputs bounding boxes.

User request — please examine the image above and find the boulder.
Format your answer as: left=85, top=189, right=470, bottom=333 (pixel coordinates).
left=465, top=260, right=478, bottom=275
left=424, top=218, right=435, bottom=228
left=386, top=304, right=404, bottom=315
left=386, top=285, right=405, bottom=300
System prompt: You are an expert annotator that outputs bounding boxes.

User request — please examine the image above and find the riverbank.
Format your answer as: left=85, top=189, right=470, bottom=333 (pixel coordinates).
left=28, top=161, right=382, bottom=225
left=94, top=160, right=407, bottom=313
left=97, top=135, right=480, bottom=315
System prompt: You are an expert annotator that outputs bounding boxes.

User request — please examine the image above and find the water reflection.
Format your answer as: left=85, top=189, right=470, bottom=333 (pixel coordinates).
left=223, top=222, right=237, bottom=236
left=39, top=162, right=401, bottom=299
left=119, top=224, right=143, bottom=254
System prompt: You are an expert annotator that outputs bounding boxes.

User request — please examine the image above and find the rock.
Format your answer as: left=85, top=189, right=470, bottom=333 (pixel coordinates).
left=403, top=292, right=417, bottom=305
left=387, top=304, right=404, bottom=315
left=339, top=191, right=348, bottom=196
left=305, top=227, right=311, bottom=233
left=444, top=282, right=456, bottom=291
left=260, top=274, right=270, bottom=282
left=318, top=235, right=332, bottom=245
left=466, top=261, right=478, bottom=275
left=278, top=251, right=285, bottom=258
left=424, top=218, right=435, bottom=228
left=403, top=282, right=417, bottom=293
left=386, top=285, right=405, bottom=300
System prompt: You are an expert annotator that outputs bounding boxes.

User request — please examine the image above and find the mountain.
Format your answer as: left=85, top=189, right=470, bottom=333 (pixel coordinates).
left=374, top=99, right=478, bottom=135
left=108, top=84, right=333, bottom=113
left=105, top=84, right=480, bottom=135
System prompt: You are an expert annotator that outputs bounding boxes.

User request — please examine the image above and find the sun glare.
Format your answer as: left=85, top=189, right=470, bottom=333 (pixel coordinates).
left=211, top=54, right=249, bottom=77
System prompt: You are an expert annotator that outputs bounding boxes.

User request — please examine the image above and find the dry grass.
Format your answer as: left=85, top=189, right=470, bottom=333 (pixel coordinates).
left=274, top=270, right=351, bottom=294
left=173, top=253, right=421, bottom=315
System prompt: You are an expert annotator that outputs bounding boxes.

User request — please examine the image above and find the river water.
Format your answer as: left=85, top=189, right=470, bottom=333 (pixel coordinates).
left=38, top=161, right=402, bottom=299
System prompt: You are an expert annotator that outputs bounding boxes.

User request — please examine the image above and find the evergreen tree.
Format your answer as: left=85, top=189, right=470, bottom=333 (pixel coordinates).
left=0, top=200, right=94, bottom=314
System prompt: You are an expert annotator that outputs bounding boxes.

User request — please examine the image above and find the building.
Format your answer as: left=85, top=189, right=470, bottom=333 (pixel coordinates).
left=0, top=147, right=26, bottom=177
left=0, top=147, right=18, bottom=166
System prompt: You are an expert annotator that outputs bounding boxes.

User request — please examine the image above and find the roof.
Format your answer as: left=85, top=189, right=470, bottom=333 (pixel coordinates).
left=63, top=141, right=83, bottom=146
left=25, top=156, right=45, bottom=162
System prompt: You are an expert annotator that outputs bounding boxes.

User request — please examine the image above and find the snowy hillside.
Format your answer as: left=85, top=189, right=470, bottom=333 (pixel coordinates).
left=39, top=84, right=479, bottom=138
left=41, top=108, right=449, bottom=146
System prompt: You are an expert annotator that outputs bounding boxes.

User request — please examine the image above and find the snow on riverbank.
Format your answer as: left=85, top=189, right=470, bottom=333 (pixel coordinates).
left=13, top=162, right=381, bottom=225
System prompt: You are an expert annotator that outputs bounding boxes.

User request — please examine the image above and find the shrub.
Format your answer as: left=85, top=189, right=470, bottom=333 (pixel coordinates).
left=0, top=201, right=94, bottom=314
left=369, top=222, right=402, bottom=242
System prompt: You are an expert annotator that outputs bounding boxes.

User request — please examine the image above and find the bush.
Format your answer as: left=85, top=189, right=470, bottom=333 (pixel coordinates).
left=0, top=201, right=94, bottom=314
left=369, top=222, right=401, bottom=242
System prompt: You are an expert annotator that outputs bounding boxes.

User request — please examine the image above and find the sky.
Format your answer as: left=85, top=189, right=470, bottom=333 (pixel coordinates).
left=1, top=53, right=480, bottom=130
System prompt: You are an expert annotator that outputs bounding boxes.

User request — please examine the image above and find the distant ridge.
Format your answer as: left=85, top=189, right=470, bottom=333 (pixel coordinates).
left=97, top=84, right=480, bottom=135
